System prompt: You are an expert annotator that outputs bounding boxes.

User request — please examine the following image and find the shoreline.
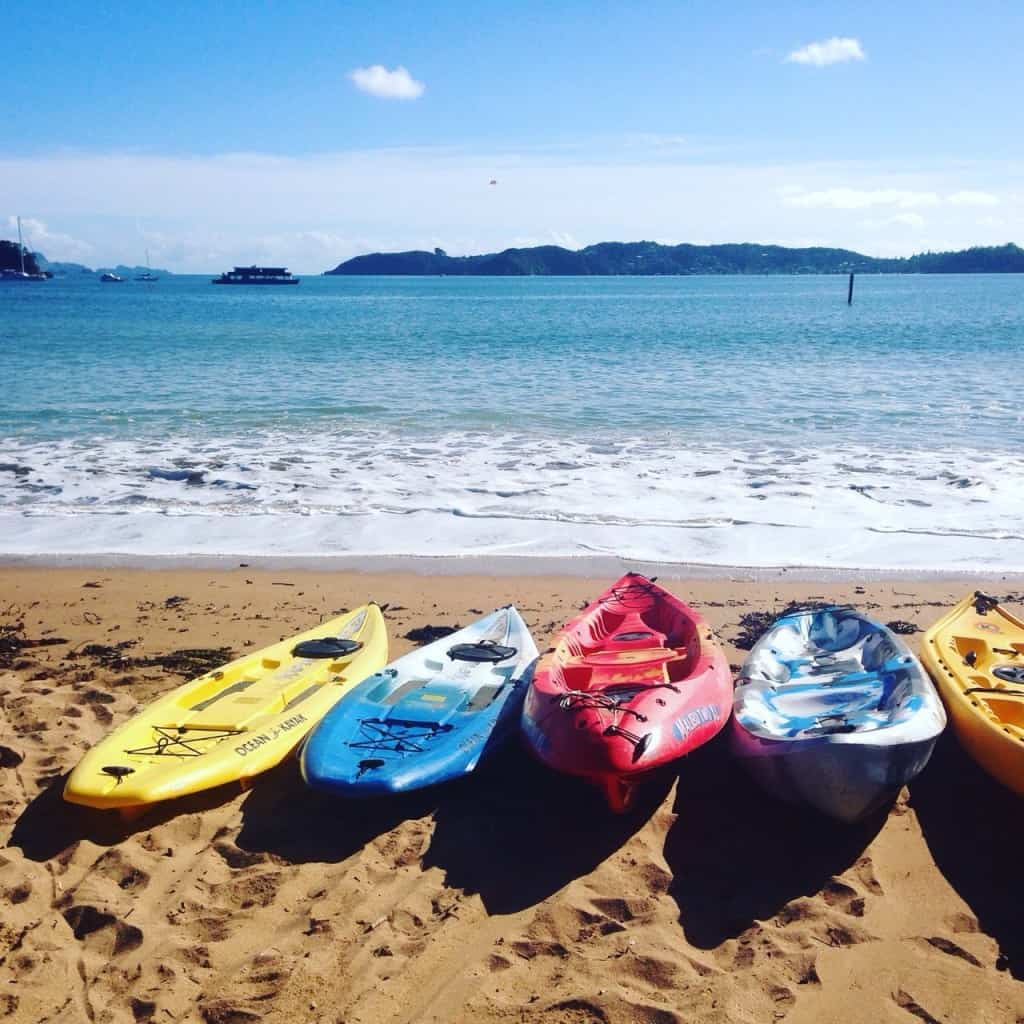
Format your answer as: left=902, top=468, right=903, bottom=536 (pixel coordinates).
left=3, top=550, right=1024, bottom=582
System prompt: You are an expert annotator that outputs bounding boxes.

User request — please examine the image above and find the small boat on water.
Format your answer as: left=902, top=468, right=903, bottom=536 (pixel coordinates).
left=213, top=265, right=299, bottom=285
left=301, top=607, right=538, bottom=797
left=522, top=573, right=732, bottom=811
left=135, top=249, right=158, bottom=281
left=921, top=592, right=1024, bottom=795
left=100, top=271, right=123, bottom=282
left=732, top=605, right=946, bottom=822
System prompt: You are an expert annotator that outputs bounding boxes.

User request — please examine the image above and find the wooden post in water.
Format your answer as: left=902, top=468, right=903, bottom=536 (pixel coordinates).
left=847, top=272, right=855, bottom=305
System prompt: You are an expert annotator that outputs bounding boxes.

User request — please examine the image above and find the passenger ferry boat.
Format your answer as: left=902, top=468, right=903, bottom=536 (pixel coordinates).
left=212, top=265, right=300, bottom=285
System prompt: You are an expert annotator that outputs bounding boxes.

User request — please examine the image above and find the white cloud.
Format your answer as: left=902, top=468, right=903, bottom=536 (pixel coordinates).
left=786, top=37, right=865, bottom=67
left=348, top=65, right=425, bottom=100
left=946, top=190, right=999, bottom=207
left=783, top=188, right=940, bottom=210
left=5, top=215, right=94, bottom=261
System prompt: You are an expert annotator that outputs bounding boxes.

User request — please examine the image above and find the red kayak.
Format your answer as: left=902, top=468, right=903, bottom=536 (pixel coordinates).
left=522, top=573, right=732, bottom=811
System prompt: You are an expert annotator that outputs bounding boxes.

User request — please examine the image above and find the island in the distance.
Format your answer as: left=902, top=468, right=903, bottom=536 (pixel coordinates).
left=0, top=240, right=172, bottom=278
left=325, top=240, right=1024, bottom=276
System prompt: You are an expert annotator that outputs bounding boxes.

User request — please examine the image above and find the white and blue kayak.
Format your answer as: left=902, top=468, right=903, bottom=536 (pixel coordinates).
left=731, top=605, right=946, bottom=822
left=300, top=606, right=538, bottom=797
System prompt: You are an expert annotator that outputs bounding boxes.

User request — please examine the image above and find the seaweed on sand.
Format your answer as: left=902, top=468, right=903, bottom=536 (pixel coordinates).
left=732, top=600, right=835, bottom=651
left=404, top=624, right=459, bottom=646
left=0, top=621, right=68, bottom=669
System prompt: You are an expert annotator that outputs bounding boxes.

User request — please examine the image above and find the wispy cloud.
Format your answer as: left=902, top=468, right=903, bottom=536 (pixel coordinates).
left=947, top=190, right=1000, bottom=207
left=786, top=37, right=865, bottom=67
left=349, top=65, right=425, bottom=100
left=783, top=188, right=939, bottom=209
left=5, top=215, right=93, bottom=261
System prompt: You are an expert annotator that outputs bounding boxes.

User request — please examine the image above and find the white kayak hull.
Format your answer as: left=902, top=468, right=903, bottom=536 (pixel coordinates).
left=731, top=605, right=946, bottom=822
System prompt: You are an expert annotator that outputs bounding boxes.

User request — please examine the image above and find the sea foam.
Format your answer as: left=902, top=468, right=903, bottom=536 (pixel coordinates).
left=1, top=430, right=1021, bottom=569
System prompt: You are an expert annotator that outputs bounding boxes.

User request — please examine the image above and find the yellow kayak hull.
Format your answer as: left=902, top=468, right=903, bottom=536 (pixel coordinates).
left=921, top=593, right=1024, bottom=795
left=64, top=604, right=387, bottom=809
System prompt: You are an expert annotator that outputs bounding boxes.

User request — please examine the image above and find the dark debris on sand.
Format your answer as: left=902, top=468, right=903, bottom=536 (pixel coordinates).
left=70, top=641, right=138, bottom=671
left=67, top=642, right=232, bottom=678
left=135, top=648, right=233, bottom=677
left=0, top=622, right=68, bottom=669
left=404, top=624, right=460, bottom=646
left=732, top=601, right=835, bottom=651
left=886, top=620, right=919, bottom=635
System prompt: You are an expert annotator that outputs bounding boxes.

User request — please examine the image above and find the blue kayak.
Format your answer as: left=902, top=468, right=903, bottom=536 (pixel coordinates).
left=300, top=606, right=538, bottom=797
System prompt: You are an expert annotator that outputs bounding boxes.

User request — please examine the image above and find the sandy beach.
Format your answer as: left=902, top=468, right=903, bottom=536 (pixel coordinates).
left=2, top=565, right=1023, bottom=1024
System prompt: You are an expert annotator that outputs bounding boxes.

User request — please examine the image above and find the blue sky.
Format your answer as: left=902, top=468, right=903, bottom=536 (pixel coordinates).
left=2, top=1, right=1021, bottom=270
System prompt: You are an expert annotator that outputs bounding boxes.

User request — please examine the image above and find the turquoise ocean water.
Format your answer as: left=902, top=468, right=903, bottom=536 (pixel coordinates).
left=1, top=274, right=1022, bottom=568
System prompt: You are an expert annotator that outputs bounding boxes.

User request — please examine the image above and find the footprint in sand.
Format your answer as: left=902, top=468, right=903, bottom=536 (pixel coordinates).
left=893, top=989, right=943, bottom=1024
left=62, top=904, right=144, bottom=956
left=821, top=879, right=867, bottom=917
left=853, top=854, right=884, bottom=895
left=589, top=896, right=657, bottom=924
left=90, top=847, right=152, bottom=892
left=920, top=935, right=983, bottom=968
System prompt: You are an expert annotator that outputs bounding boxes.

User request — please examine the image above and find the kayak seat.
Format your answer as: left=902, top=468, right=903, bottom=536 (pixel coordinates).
left=580, top=646, right=674, bottom=667
left=577, top=610, right=669, bottom=654
left=582, top=610, right=627, bottom=646
left=466, top=683, right=504, bottom=712
left=665, top=653, right=693, bottom=684
left=559, top=664, right=594, bottom=690
left=382, top=678, right=431, bottom=705
left=188, top=678, right=256, bottom=712
left=758, top=666, right=924, bottom=736
left=807, top=612, right=864, bottom=653
left=181, top=671, right=319, bottom=730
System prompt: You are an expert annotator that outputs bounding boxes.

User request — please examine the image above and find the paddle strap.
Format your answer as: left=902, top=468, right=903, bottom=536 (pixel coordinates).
left=557, top=689, right=648, bottom=722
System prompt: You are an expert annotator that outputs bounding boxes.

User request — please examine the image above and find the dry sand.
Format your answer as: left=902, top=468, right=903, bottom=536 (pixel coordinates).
left=1, top=566, right=1023, bottom=1024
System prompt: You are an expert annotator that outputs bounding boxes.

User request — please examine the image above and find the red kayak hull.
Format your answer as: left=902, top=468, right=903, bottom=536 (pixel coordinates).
left=522, top=573, right=732, bottom=810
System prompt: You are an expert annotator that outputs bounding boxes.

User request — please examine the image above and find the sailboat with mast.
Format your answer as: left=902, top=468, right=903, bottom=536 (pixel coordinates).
left=1, top=217, right=47, bottom=281
left=135, top=249, right=158, bottom=282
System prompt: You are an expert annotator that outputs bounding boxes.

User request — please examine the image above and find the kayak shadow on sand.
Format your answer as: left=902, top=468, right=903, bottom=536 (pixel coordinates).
left=910, top=732, right=1024, bottom=980
left=422, top=742, right=673, bottom=916
left=663, top=737, right=886, bottom=949
left=9, top=771, right=243, bottom=862
left=235, top=760, right=441, bottom=864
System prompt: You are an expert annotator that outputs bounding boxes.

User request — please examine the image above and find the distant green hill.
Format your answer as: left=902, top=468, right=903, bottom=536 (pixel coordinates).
left=0, top=242, right=172, bottom=276
left=95, top=265, right=172, bottom=277
left=326, top=241, right=1024, bottom=276
left=36, top=256, right=93, bottom=275
left=0, top=240, right=42, bottom=275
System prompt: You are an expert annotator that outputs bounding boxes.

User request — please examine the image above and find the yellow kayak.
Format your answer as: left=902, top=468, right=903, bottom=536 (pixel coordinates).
left=921, top=592, right=1024, bottom=795
left=64, top=604, right=387, bottom=809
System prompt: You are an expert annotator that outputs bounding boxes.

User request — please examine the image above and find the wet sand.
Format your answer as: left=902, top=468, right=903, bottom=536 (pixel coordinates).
left=1, top=567, right=1022, bottom=1023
